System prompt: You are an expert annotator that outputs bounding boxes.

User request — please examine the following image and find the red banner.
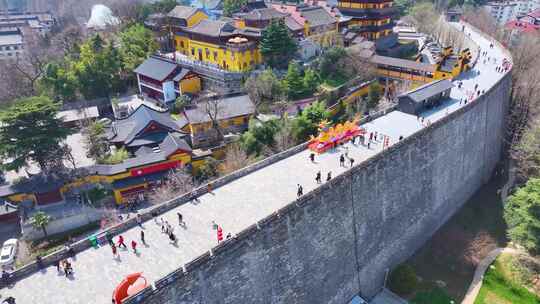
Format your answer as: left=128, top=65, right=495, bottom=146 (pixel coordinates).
left=130, top=160, right=180, bottom=177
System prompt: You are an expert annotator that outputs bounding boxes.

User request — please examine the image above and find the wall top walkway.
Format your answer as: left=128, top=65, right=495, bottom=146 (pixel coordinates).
left=0, top=21, right=512, bottom=304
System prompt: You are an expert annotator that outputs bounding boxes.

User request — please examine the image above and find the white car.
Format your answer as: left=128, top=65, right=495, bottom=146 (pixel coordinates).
left=0, top=239, right=18, bottom=266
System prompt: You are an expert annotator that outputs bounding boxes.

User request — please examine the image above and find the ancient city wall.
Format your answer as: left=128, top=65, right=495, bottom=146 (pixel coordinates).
left=123, top=69, right=511, bottom=303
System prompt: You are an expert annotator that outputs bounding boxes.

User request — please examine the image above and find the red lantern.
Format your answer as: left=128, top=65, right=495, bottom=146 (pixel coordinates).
left=217, top=226, right=223, bottom=243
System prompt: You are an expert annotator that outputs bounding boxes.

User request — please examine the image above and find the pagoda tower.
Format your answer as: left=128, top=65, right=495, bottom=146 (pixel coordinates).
left=337, top=0, right=398, bottom=51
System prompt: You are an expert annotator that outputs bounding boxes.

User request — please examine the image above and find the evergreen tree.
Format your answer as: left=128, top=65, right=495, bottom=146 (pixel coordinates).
left=74, top=39, right=123, bottom=100
left=260, top=20, right=297, bottom=68
left=290, top=101, right=329, bottom=141
left=223, top=0, right=247, bottom=16
left=284, top=62, right=305, bottom=100
left=303, top=68, right=320, bottom=95
left=90, top=34, right=104, bottom=52
left=83, top=121, right=110, bottom=162
left=504, top=178, right=540, bottom=253
left=0, top=96, right=73, bottom=171
left=119, top=24, right=159, bottom=72
left=367, top=82, right=381, bottom=110
left=40, top=63, right=78, bottom=102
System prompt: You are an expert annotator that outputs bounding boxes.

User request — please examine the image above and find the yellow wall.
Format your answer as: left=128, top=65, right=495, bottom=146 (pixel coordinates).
left=187, top=11, right=208, bottom=27
left=338, top=1, right=392, bottom=8
left=7, top=193, right=35, bottom=203
left=180, top=77, right=201, bottom=94
left=174, top=36, right=262, bottom=72
left=113, top=183, right=148, bottom=204
left=189, top=115, right=250, bottom=136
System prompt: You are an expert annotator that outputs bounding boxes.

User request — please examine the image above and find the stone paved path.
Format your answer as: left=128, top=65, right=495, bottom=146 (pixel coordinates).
left=461, top=247, right=518, bottom=304
left=0, top=21, right=509, bottom=304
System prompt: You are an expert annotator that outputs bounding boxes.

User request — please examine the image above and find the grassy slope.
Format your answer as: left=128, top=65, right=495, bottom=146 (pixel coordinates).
left=475, top=254, right=540, bottom=304
left=406, top=177, right=508, bottom=301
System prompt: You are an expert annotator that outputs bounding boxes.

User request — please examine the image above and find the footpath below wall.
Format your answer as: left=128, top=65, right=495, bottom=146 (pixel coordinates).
left=126, top=71, right=511, bottom=304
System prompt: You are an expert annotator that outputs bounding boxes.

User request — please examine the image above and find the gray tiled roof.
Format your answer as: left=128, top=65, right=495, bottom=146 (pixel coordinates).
left=371, top=55, right=436, bottom=73
left=185, top=19, right=236, bottom=37
left=285, top=16, right=303, bottom=31
left=244, top=8, right=287, bottom=20
left=173, top=69, right=191, bottom=82
left=89, top=133, right=192, bottom=176
left=108, top=104, right=186, bottom=145
left=167, top=6, right=200, bottom=20
left=184, top=94, right=255, bottom=124
left=0, top=33, right=22, bottom=46
left=300, top=6, right=336, bottom=27
left=134, top=57, right=177, bottom=81
left=398, top=79, right=453, bottom=103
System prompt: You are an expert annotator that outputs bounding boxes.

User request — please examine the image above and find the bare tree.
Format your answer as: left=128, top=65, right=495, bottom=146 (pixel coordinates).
left=52, top=25, right=84, bottom=57
left=244, top=69, right=283, bottom=114
left=219, top=143, right=254, bottom=175
left=0, top=61, right=30, bottom=103
left=109, top=0, right=146, bottom=24
left=273, top=118, right=296, bottom=152
left=344, top=47, right=377, bottom=82
left=203, top=98, right=225, bottom=140
left=150, top=169, right=195, bottom=204
left=9, top=31, right=57, bottom=95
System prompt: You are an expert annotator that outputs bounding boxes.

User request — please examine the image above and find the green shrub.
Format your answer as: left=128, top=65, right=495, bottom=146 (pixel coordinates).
left=388, top=264, right=418, bottom=295
left=101, top=148, right=129, bottom=164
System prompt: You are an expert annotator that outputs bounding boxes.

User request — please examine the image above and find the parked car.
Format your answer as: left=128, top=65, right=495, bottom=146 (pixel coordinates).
left=0, top=239, right=18, bottom=266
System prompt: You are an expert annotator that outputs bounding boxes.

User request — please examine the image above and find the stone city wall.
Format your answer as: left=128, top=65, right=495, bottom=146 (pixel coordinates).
left=122, top=71, right=512, bottom=303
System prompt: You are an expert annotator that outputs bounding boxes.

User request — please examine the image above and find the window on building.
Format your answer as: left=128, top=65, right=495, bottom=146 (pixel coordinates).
left=191, top=48, right=195, bottom=56
left=205, top=48, right=210, bottom=58
left=213, top=51, right=218, bottom=60
left=180, top=41, right=184, bottom=48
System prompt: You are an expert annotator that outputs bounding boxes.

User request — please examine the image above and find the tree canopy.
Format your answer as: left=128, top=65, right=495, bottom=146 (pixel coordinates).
left=119, top=24, right=159, bottom=72
left=223, top=0, right=248, bottom=16
left=504, top=178, right=540, bottom=253
left=0, top=96, right=72, bottom=172
left=283, top=62, right=305, bottom=100
left=73, top=35, right=124, bottom=100
left=260, top=20, right=297, bottom=68
left=291, top=101, right=329, bottom=142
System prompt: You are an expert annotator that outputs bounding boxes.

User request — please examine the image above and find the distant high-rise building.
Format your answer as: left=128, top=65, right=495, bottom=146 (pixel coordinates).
left=484, top=0, right=540, bottom=24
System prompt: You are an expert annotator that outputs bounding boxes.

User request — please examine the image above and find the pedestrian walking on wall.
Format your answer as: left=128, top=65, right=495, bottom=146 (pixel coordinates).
left=169, top=232, right=177, bottom=245
left=339, top=154, right=345, bottom=167
left=297, top=184, right=303, bottom=197
left=140, top=231, right=145, bottom=245
left=349, top=158, right=355, bottom=167
left=111, top=244, right=117, bottom=257
left=315, top=171, right=321, bottom=184
left=117, top=235, right=127, bottom=249
left=344, top=146, right=349, bottom=158
left=309, top=153, right=315, bottom=162
left=131, top=240, right=137, bottom=253
left=136, top=213, right=142, bottom=227
left=367, top=142, right=371, bottom=149
left=369, top=132, right=373, bottom=141
left=177, top=212, right=184, bottom=226
left=54, top=260, right=60, bottom=272
left=327, top=172, right=332, bottom=181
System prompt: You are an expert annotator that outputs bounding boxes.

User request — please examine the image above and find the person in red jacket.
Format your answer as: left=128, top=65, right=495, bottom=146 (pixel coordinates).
left=117, top=235, right=127, bottom=249
left=131, top=240, right=137, bottom=253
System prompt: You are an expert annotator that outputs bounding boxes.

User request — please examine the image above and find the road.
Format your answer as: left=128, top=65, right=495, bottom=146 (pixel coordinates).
left=0, top=21, right=509, bottom=304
